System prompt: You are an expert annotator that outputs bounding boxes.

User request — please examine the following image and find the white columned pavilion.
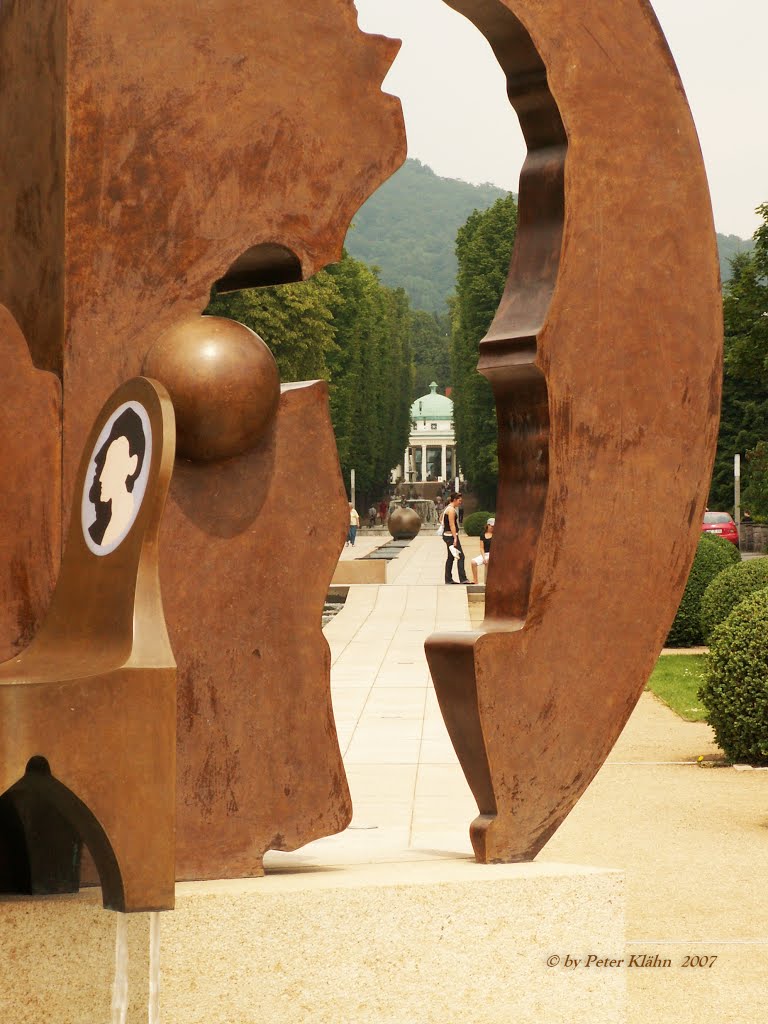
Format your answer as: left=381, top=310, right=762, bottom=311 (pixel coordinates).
left=396, top=382, right=458, bottom=485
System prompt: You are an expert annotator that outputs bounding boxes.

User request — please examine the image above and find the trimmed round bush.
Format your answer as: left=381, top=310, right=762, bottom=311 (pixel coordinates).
left=462, top=510, right=494, bottom=537
left=666, top=535, right=735, bottom=647
left=699, top=588, right=768, bottom=764
left=700, top=557, right=768, bottom=641
left=700, top=532, right=741, bottom=565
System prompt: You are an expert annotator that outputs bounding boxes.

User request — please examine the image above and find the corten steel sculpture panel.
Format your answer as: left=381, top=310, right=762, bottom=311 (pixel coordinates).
left=0, top=377, right=176, bottom=912
left=0, top=307, right=61, bottom=664
left=426, top=0, right=723, bottom=862
left=0, top=2, right=405, bottom=877
left=143, top=315, right=353, bottom=878
left=0, top=0, right=722, bottom=879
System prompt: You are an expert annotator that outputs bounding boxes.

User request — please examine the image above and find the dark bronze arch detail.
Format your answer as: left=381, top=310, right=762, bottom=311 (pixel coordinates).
left=427, top=0, right=723, bottom=862
left=215, top=242, right=303, bottom=293
left=0, top=757, right=125, bottom=909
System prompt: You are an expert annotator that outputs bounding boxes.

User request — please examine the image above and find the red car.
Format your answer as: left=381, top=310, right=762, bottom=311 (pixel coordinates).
left=701, top=511, right=739, bottom=546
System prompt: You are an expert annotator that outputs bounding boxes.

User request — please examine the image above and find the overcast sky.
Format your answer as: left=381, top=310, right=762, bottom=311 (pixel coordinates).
left=354, top=0, right=766, bottom=239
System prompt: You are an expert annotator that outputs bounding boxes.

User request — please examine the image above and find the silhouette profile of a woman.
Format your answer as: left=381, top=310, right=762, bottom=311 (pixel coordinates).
left=87, top=407, right=147, bottom=547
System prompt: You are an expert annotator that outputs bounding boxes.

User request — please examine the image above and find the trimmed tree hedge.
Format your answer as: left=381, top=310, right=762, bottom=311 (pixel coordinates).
left=700, top=532, right=741, bottom=565
left=666, top=536, right=735, bottom=647
left=699, top=588, right=768, bottom=764
left=462, top=510, right=494, bottom=537
left=700, top=558, right=768, bottom=642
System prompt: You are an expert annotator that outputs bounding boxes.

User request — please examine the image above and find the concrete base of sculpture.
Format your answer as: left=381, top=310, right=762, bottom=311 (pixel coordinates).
left=0, top=861, right=625, bottom=1023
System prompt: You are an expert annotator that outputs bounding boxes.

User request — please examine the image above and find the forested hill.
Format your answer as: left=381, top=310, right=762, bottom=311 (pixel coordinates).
left=345, top=158, right=751, bottom=312
left=717, top=232, right=754, bottom=283
left=345, top=159, right=507, bottom=313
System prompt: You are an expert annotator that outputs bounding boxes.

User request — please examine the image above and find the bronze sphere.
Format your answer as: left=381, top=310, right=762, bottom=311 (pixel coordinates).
left=388, top=506, right=422, bottom=540
left=143, top=315, right=280, bottom=461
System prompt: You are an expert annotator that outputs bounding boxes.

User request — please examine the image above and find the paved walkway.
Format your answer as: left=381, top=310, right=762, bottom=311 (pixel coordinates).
left=322, top=533, right=475, bottom=861
left=266, top=533, right=768, bottom=1024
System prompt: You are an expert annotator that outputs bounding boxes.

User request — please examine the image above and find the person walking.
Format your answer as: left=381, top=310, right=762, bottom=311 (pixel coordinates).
left=347, top=502, right=360, bottom=546
left=442, top=493, right=469, bottom=585
left=471, top=517, right=494, bottom=584
left=368, top=504, right=377, bottom=528
left=378, top=499, right=388, bottom=524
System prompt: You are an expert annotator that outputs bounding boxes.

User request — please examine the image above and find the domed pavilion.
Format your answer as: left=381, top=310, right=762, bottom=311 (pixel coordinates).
left=398, top=382, right=457, bottom=484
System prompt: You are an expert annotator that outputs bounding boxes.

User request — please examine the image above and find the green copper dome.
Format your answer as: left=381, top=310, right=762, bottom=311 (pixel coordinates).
left=410, top=382, right=453, bottom=420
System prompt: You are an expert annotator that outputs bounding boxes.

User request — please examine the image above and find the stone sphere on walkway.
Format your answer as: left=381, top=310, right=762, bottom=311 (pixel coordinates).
left=388, top=506, right=421, bottom=540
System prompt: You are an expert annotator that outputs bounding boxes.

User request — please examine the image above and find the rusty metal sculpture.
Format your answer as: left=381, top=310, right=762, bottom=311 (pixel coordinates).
left=0, top=307, right=61, bottom=665
left=1, top=0, right=722, bottom=879
left=144, top=316, right=353, bottom=878
left=0, top=377, right=176, bottom=912
left=426, top=0, right=722, bottom=861
left=0, top=1, right=405, bottom=878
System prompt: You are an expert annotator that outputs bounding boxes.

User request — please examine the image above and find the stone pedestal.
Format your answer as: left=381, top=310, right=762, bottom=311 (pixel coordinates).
left=1, top=861, right=625, bottom=1024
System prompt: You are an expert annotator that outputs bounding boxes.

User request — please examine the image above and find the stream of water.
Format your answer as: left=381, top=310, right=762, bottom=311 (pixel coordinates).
left=109, top=910, right=161, bottom=1024
left=148, top=912, right=161, bottom=1024
left=110, top=914, right=129, bottom=1024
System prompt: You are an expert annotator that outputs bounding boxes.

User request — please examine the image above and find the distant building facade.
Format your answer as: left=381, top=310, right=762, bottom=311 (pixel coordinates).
left=393, top=382, right=459, bottom=484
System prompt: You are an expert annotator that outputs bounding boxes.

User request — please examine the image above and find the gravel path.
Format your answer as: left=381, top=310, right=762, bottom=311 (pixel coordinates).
left=538, top=692, right=768, bottom=1024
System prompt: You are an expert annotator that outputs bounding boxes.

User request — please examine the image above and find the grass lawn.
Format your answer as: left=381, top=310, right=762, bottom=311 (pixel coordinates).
left=646, top=654, right=709, bottom=722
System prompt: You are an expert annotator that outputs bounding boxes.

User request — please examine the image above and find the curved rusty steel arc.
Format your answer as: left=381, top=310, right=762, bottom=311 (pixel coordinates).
left=427, top=0, right=722, bottom=861
left=444, top=0, right=565, bottom=624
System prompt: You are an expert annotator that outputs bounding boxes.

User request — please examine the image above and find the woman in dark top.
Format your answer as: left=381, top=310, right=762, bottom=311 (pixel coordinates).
left=471, top=517, right=494, bottom=585
left=443, top=493, right=470, bottom=585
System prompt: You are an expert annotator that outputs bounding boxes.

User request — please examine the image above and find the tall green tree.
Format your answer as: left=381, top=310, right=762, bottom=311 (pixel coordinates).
left=325, top=255, right=413, bottom=505
left=710, top=202, right=768, bottom=513
left=410, top=310, right=451, bottom=398
left=206, top=273, right=340, bottom=381
left=742, top=442, right=768, bottom=518
left=450, top=193, right=518, bottom=507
